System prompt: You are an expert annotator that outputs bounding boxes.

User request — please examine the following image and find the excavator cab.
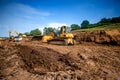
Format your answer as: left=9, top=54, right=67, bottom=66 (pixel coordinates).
left=56, top=26, right=71, bottom=37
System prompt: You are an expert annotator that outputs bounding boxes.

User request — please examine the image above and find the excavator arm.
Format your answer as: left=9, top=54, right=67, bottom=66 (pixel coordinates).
left=9, top=30, right=20, bottom=37
left=9, top=30, right=22, bottom=42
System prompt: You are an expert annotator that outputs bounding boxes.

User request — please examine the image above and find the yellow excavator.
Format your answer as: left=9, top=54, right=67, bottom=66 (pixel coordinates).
left=9, top=30, right=26, bottom=42
left=0, top=38, right=3, bottom=41
left=42, top=26, right=75, bottom=45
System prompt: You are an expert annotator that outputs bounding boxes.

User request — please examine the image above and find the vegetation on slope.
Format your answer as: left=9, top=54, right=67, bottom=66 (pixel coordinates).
left=72, top=23, right=120, bottom=32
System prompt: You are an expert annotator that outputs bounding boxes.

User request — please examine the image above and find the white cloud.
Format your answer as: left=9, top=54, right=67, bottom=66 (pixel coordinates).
left=6, top=3, right=51, bottom=20
left=15, top=3, right=50, bottom=16
left=46, top=23, right=69, bottom=28
left=38, top=22, right=69, bottom=34
left=38, top=22, right=69, bottom=30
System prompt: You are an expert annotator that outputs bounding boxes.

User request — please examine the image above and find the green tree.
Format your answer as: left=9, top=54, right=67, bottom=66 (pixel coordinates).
left=70, top=24, right=80, bottom=31
left=111, top=16, right=120, bottom=23
left=81, top=20, right=90, bottom=29
left=99, top=18, right=108, bottom=23
left=43, top=27, right=55, bottom=34
left=30, top=28, right=41, bottom=36
left=24, top=32, right=30, bottom=36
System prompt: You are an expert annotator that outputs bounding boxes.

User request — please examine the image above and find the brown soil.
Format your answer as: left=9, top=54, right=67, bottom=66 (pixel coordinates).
left=0, top=29, right=120, bottom=80
left=73, top=29, right=120, bottom=45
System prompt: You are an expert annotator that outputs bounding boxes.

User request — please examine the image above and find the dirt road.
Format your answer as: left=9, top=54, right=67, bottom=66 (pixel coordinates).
left=0, top=40, right=120, bottom=80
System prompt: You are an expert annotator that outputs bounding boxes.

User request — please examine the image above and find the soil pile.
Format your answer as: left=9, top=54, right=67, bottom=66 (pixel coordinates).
left=73, top=29, right=120, bottom=45
left=0, top=42, right=84, bottom=80
left=0, top=41, right=20, bottom=79
left=18, top=45, right=68, bottom=74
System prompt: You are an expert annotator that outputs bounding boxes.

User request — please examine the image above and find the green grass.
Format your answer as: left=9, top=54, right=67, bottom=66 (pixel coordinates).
left=72, top=23, right=120, bottom=32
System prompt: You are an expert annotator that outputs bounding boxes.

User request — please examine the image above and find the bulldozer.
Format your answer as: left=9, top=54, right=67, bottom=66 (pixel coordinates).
left=42, top=26, right=75, bottom=45
left=9, top=30, right=26, bottom=42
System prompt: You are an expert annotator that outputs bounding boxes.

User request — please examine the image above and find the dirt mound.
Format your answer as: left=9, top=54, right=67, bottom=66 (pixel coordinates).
left=0, top=42, right=19, bottom=79
left=18, top=45, right=65, bottom=74
left=73, top=29, right=120, bottom=45
left=18, top=45, right=82, bottom=75
left=0, top=43, right=83, bottom=80
left=0, top=41, right=120, bottom=80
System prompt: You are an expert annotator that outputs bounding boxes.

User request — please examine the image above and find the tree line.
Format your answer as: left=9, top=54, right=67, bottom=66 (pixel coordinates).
left=24, top=29, right=42, bottom=36
left=24, top=16, right=120, bottom=36
left=71, top=16, right=120, bottom=30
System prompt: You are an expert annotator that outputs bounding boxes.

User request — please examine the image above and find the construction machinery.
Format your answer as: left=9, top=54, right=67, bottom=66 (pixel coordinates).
left=0, top=38, right=3, bottom=41
left=9, top=30, right=25, bottom=42
left=42, top=26, right=75, bottom=45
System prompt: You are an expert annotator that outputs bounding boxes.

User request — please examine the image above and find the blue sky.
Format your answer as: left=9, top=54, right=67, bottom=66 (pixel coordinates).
left=0, top=0, right=120, bottom=37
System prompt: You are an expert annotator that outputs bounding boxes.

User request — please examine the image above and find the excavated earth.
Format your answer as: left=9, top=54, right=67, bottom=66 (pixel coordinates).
left=73, top=29, right=120, bottom=45
left=0, top=29, right=120, bottom=80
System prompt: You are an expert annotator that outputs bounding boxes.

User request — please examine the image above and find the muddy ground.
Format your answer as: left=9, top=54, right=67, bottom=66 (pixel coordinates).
left=0, top=30, right=120, bottom=80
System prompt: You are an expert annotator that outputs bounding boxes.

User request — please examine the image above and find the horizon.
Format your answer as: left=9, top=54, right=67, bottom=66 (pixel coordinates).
left=0, top=0, right=120, bottom=37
